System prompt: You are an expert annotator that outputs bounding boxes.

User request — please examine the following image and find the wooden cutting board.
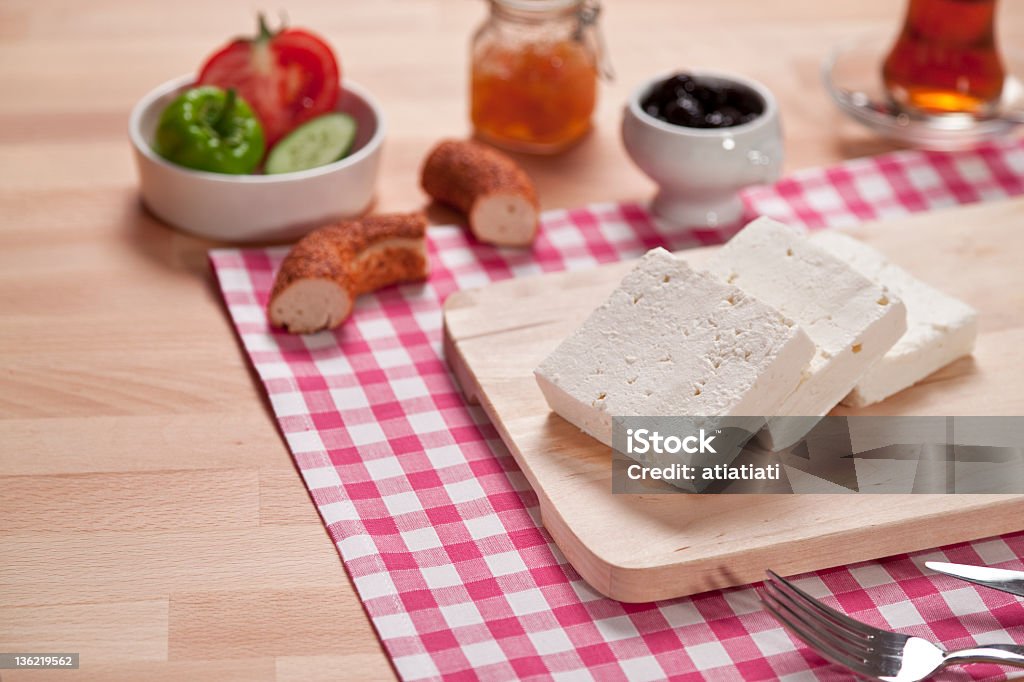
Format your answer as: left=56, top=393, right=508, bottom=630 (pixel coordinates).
left=442, top=198, right=1024, bottom=603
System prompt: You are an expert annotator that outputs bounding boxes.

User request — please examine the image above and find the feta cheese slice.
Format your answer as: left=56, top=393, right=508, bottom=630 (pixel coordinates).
left=707, top=217, right=908, bottom=450
left=811, top=231, right=978, bottom=407
left=533, top=247, right=815, bottom=448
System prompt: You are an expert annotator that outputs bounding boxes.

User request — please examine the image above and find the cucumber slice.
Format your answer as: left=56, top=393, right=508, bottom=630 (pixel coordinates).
left=265, top=113, right=358, bottom=174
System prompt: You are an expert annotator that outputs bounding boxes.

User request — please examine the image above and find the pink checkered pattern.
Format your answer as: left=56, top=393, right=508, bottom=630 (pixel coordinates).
left=211, top=137, right=1024, bottom=681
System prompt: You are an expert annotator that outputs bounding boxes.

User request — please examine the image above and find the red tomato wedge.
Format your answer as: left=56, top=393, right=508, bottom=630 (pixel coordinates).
left=198, top=15, right=341, bottom=147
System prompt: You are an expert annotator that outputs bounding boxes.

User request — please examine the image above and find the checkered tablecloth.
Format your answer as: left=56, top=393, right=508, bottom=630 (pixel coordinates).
left=211, top=137, right=1024, bottom=681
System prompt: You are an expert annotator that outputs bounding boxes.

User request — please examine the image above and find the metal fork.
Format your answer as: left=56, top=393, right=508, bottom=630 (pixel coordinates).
left=760, top=569, right=1024, bottom=681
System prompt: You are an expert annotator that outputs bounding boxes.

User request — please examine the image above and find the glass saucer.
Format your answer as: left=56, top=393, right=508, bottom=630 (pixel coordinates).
left=823, top=33, right=1024, bottom=151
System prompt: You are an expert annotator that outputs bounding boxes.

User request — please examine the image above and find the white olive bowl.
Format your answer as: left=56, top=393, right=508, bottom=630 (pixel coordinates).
left=129, top=75, right=385, bottom=243
left=621, top=70, right=783, bottom=228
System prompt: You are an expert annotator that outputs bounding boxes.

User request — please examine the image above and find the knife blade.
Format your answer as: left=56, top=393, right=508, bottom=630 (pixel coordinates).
left=926, top=561, right=1024, bottom=598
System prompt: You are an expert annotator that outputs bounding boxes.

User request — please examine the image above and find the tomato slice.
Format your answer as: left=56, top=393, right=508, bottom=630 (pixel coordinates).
left=198, top=16, right=341, bottom=147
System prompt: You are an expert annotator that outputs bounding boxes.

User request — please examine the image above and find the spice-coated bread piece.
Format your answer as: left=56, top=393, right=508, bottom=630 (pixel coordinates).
left=268, top=213, right=429, bottom=334
left=421, top=139, right=539, bottom=247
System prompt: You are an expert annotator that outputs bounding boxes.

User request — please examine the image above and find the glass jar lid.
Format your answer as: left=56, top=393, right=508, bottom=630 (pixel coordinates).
left=492, top=0, right=582, bottom=12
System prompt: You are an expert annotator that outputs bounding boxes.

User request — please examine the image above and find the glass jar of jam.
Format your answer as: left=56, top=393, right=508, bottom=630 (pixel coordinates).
left=471, top=0, right=610, bottom=154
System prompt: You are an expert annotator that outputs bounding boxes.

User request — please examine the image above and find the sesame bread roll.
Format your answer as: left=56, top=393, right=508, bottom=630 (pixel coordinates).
left=268, top=213, right=429, bottom=334
left=421, top=139, right=539, bottom=247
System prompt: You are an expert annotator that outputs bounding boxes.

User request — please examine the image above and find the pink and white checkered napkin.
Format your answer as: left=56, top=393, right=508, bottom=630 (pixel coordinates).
left=211, top=138, right=1024, bottom=682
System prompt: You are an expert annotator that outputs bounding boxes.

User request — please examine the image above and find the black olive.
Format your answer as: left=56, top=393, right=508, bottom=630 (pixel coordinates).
left=676, top=92, right=703, bottom=117
left=668, top=73, right=694, bottom=90
left=641, top=73, right=763, bottom=128
left=716, top=106, right=743, bottom=127
left=694, top=84, right=728, bottom=110
left=704, top=111, right=725, bottom=127
left=660, top=100, right=681, bottom=120
left=662, top=100, right=701, bottom=127
left=726, top=87, right=765, bottom=117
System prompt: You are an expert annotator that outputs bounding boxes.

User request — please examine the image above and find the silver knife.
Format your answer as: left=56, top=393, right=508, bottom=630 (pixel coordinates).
left=926, top=561, right=1024, bottom=598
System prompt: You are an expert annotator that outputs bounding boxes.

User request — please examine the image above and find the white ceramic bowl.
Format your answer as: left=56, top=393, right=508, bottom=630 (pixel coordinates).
left=129, top=75, right=385, bottom=243
left=621, top=70, right=783, bottom=227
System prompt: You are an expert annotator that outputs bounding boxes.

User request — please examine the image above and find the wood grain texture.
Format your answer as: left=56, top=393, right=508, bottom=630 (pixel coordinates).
left=443, top=199, right=1024, bottom=603
left=1, top=0, right=1021, bottom=678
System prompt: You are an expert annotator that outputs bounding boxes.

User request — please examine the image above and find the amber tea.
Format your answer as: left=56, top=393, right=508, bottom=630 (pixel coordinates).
left=883, top=0, right=1005, bottom=115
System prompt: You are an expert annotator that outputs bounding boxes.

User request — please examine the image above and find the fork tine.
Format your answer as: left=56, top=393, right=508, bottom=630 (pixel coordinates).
left=760, top=590, right=877, bottom=678
left=761, top=581, right=904, bottom=673
left=763, top=581, right=876, bottom=651
left=761, top=585, right=873, bottom=662
left=762, top=580, right=906, bottom=658
left=766, top=570, right=899, bottom=644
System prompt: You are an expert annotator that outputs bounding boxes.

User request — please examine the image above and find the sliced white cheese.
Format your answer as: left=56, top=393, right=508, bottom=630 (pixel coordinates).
left=707, top=217, right=908, bottom=450
left=811, top=231, right=978, bottom=407
left=533, top=247, right=815, bottom=447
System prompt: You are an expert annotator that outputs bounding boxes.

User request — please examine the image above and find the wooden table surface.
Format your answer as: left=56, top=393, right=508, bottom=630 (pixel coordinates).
left=1, top=1, right=1021, bottom=680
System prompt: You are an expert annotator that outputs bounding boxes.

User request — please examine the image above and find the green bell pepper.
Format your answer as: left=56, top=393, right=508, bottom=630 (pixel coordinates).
left=155, top=86, right=265, bottom=174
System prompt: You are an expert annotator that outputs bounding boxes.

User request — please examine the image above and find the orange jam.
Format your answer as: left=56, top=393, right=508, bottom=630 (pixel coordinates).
left=471, top=39, right=597, bottom=153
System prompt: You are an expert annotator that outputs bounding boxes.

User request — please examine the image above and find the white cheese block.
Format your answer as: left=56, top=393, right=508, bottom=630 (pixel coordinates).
left=533, top=247, right=815, bottom=448
left=811, top=231, right=978, bottom=407
left=707, top=217, right=908, bottom=450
